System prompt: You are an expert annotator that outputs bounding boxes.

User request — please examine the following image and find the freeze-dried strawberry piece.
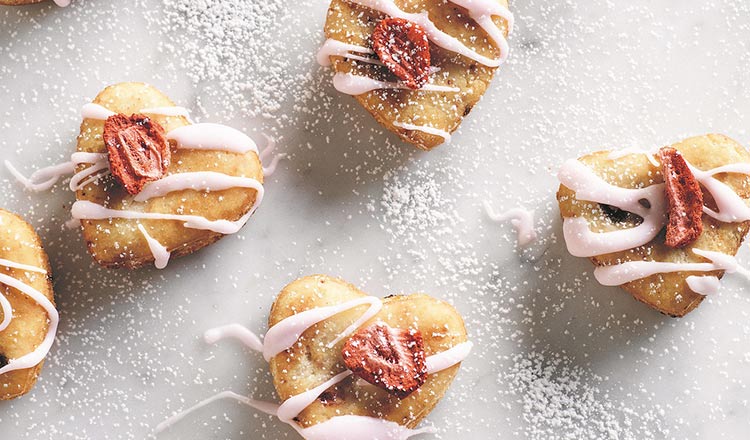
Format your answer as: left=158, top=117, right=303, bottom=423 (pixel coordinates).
left=372, top=17, right=431, bottom=90
left=659, top=147, right=703, bottom=248
left=104, top=113, right=170, bottom=195
left=342, top=322, right=427, bottom=398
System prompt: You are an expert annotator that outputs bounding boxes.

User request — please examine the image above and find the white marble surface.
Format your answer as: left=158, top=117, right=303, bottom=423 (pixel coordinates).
left=1, top=0, right=750, bottom=439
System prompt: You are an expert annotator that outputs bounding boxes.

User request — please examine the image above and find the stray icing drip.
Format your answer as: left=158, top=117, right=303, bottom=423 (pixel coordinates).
left=259, top=135, right=285, bottom=177
left=685, top=275, right=722, bottom=296
left=347, top=0, right=512, bottom=67
left=484, top=201, right=537, bottom=246
left=0, top=262, right=58, bottom=376
left=53, top=0, right=71, bottom=6
left=167, top=123, right=259, bottom=154
left=558, top=159, right=667, bottom=257
left=332, top=72, right=460, bottom=95
left=393, top=121, right=452, bottom=143
left=137, top=224, right=171, bottom=270
left=163, top=293, right=471, bottom=438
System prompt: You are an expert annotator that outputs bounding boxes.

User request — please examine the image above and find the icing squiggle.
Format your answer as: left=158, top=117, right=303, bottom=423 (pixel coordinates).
left=0, top=261, right=57, bottom=376
left=484, top=201, right=537, bottom=246
left=259, top=136, right=285, bottom=177
left=157, top=293, right=472, bottom=439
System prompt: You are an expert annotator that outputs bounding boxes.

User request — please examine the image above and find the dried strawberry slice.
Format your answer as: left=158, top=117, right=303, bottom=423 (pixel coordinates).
left=659, top=147, right=703, bottom=248
left=103, top=113, right=170, bottom=195
left=342, top=322, right=427, bottom=398
left=372, top=17, right=431, bottom=90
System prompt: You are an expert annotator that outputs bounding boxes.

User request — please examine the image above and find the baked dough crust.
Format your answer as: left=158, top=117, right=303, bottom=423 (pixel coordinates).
left=323, top=0, right=510, bottom=150
left=268, top=274, right=468, bottom=429
left=557, top=134, right=750, bottom=317
left=75, top=82, right=263, bottom=269
left=0, top=209, right=55, bottom=400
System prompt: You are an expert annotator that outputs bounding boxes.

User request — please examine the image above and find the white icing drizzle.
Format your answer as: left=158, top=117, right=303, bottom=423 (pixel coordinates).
left=4, top=152, right=109, bottom=193
left=483, top=201, right=537, bottom=246
left=690, top=163, right=750, bottom=222
left=593, top=249, right=745, bottom=286
left=393, top=121, right=452, bottom=143
left=204, top=323, right=264, bottom=352
left=137, top=224, right=171, bottom=270
left=262, top=296, right=383, bottom=361
left=316, top=39, right=381, bottom=67
left=167, top=123, right=259, bottom=154
left=0, top=262, right=58, bottom=376
left=69, top=152, right=110, bottom=191
left=134, top=171, right=264, bottom=202
left=53, top=0, right=70, bottom=6
left=332, top=72, right=460, bottom=95
left=277, top=370, right=353, bottom=422
left=81, top=103, right=115, bottom=120
left=71, top=200, right=259, bottom=235
left=159, top=293, right=471, bottom=438
left=4, top=160, right=76, bottom=192
left=685, top=275, right=722, bottom=296
left=347, top=0, right=512, bottom=67
left=259, top=135, right=285, bottom=177
left=154, top=391, right=279, bottom=433
left=425, top=341, right=473, bottom=374
left=558, top=159, right=667, bottom=257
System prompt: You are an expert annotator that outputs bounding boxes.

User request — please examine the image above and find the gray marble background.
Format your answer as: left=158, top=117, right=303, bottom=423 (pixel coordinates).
left=1, top=0, right=749, bottom=439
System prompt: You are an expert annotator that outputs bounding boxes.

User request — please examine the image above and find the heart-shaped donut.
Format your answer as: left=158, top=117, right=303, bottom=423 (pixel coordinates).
left=319, top=0, right=512, bottom=150
left=557, top=134, right=750, bottom=317
left=71, top=82, right=264, bottom=269
left=0, top=209, right=56, bottom=400
left=268, top=274, right=469, bottom=430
